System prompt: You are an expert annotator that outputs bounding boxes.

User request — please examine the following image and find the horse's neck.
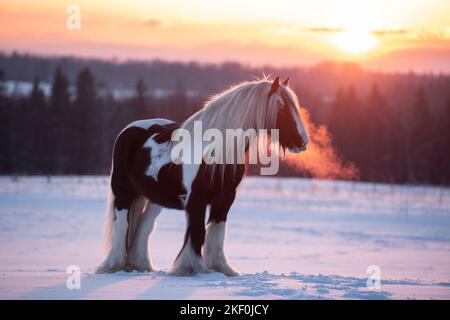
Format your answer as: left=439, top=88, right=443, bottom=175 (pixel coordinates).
left=180, top=109, right=203, bottom=131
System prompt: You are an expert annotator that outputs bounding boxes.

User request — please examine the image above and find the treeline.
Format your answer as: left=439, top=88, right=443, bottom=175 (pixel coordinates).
left=326, top=84, right=450, bottom=184
left=0, top=67, right=201, bottom=174
left=0, top=53, right=449, bottom=185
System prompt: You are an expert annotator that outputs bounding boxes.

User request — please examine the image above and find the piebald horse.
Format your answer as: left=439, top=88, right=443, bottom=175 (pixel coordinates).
left=96, top=77, right=309, bottom=276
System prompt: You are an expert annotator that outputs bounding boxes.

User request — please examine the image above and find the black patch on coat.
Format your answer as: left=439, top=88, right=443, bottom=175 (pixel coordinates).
left=111, top=121, right=186, bottom=211
left=112, top=120, right=247, bottom=260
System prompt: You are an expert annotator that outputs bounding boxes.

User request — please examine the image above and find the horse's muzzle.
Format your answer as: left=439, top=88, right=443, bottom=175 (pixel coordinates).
left=288, top=143, right=307, bottom=153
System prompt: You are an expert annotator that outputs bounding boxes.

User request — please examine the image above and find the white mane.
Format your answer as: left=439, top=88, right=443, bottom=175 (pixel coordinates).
left=182, top=79, right=277, bottom=132
left=177, top=78, right=300, bottom=166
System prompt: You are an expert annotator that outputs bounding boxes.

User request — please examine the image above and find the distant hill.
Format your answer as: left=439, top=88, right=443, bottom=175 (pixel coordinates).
left=2, top=51, right=449, bottom=100
left=0, top=52, right=296, bottom=95
left=363, top=48, right=450, bottom=74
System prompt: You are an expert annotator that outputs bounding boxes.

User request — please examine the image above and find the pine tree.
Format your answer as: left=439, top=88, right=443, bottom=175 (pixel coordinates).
left=365, top=83, right=387, bottom=181
left=29, top=77, right=45, bottom=109
left=50, top=67, right=71, bottom=173
left=25, top=77, right=47, bottom=172
left=329, top=85, right=363, bottom=162
left=408, top=85, right=434, bottom=182
left=328, top=87, right=346, bottom=147
left=0, top=67, right=11, bottom=173
left=132, top=78, right=148, bottom=120
left=0, top=68, right=5, bottom=98
left=51, top=67, right=70, bottom=109
left=75, top=68, right=96, bottom=108
left=431, top=98, right=450, bottom=184
left=74, top=68, right=98, bottom=173
left=171, top=79, right=188, bottom=121
left=135, top=78, right=147, bottom=107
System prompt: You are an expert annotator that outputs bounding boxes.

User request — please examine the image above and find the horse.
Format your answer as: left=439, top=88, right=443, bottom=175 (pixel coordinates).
left=96, top=76, right=309, bottom=276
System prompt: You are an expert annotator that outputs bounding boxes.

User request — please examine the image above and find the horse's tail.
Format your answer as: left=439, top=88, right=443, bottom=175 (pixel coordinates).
left=102, top=188, right=148, bottom=257
left=103, top=186, right=116, bottom=255
left=102, top=187, right=116, bottom=255
left=126, top=195, right=148, bottom=253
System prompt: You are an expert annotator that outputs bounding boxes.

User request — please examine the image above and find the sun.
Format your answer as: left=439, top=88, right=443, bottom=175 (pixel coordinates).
left=334, top=28, right=378, bottom=54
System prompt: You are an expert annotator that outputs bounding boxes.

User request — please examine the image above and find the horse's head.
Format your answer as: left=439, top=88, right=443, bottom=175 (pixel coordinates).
left=267, top=77, right=309, bottom=153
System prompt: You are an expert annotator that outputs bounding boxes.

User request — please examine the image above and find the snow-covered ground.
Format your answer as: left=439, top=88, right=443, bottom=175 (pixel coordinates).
left=0, top=176, right=449, bottom=300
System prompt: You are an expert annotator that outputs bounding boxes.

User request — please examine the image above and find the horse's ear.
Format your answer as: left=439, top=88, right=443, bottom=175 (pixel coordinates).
left=268, top=77, right=280, bottom=98
left=282, top=77, right=290, bottom=86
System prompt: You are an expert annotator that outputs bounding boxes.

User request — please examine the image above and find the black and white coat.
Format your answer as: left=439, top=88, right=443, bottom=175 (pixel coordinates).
left=96, top=77, right=309, bottom=276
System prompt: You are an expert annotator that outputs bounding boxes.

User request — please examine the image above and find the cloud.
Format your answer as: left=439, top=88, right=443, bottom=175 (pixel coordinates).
left=304, top=26, right=409, bottom=37
left=285, top=109, right=359, bottom=180
left=370, top=29, right=408, bottom=36
left=144, top=19, right=162, bottom=28
left=304, top=27, right=344, bottom=33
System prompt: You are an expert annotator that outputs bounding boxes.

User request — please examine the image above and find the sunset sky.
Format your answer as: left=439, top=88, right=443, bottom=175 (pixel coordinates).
left=1, top=0, right=450, bottom=72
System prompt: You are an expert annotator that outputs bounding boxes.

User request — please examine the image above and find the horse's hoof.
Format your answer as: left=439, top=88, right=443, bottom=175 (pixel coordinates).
left=127, top=266, right=158, bottom=273
left=169, top=262, right=212, bottom=276
left=209, top=263, right=240, bottom=277
left=95, top=263, right=126, bottom=274
left=224, top=269, right=240, bottom=277
left=169, top=268, right=194, bottom=276
left=126, top=261, right=158, bottom=273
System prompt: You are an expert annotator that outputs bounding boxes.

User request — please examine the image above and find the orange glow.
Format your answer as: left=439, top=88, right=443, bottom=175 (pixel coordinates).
left=0, top=0, right=449, bottom=72
left=286, top=109, right=358, bottom=180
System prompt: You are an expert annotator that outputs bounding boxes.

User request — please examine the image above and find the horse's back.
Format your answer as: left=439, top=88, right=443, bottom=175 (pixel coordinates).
left=121, top=118, right=175, bottom=133
left=111, top=118, right=185, bottom=210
